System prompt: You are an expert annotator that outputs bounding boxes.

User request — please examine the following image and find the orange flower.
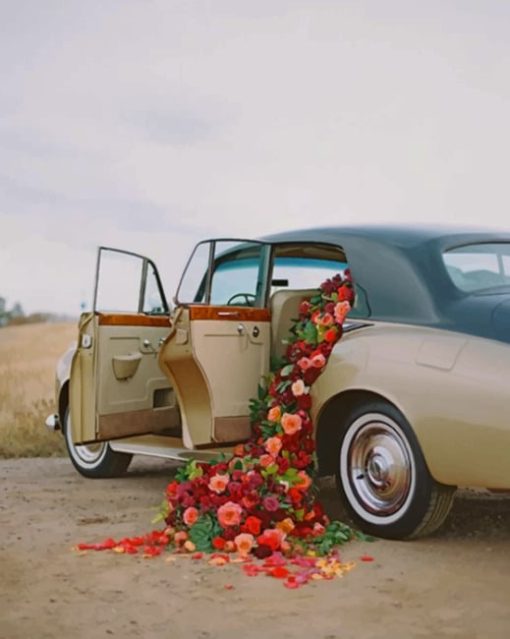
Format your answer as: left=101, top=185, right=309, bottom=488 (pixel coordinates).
left=259, top=454, right=275, bottom=468
left=183, top=506, right=199, bottom=526
left=334, top=301, right=351, bottom=323
left=265, top=436, right=282, bottom=457
left=233, top=444, right=246, bottom=456
left=208, top=473, right=230, bottom=494
left=276, top=517, right=295, bottom=535
left=267, top=406, right=281, bottom=422
left=281, top=412, right=302, bottom=435
left=234, top=533, right=255, bottom=556
left=295, top=470, right=312, bottom=491
left=174, top=531, right=188, bottom=545
left=316, top=312, right=334, bottom=327
left=217, top=501, right=243, bottom=527
left=224, top=541, right=236, bottom=553
left=291, top=379, right=306, bottom=397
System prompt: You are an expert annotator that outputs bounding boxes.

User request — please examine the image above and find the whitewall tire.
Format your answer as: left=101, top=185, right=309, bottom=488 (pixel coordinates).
left=63, top=408, right=132, bottom=478
left=335, top=401, right=455, bottom=539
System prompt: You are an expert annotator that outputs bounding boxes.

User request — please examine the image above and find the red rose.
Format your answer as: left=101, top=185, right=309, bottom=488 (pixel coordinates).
left=297, top=394, right=312, bottom=410
left=243, top=515, right=262, bottom=536
left=324, top=328, right=337, bottom=343
left=337, top=285, right=354, bottom=302
left=212, top=536, right=226, bottom=550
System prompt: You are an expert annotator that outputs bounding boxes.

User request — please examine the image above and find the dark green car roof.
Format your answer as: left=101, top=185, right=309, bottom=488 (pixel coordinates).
left=260, top=224, right=510, bottom=341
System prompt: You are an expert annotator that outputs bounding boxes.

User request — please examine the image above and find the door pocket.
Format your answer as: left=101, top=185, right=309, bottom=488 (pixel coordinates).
left=112, top=352, right=142, bottom=380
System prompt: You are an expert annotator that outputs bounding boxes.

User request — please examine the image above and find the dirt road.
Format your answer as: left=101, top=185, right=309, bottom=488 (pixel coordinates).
left=1, top=457, right=509, bottom=639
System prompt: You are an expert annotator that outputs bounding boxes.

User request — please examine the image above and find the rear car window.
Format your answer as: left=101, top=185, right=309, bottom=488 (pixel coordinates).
left=443, top=243, right=510, bottom=292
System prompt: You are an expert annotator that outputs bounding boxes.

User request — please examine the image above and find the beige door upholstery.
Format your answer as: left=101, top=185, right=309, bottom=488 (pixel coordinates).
left=71, top=313, right=180, bottom=444
left=159, top=305, right=271, bottom=448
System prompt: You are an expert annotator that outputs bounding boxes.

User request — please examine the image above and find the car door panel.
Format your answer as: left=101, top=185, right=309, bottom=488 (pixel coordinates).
left=69, top=248, right=178, bottom=445
left=159, top=306, right=271, bottom=448
left=95, top=319, right=178, bottom=441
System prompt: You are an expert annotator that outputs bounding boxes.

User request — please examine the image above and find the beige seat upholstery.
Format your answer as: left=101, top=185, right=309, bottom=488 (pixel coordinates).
left=269, top=288, right=319, bottom=358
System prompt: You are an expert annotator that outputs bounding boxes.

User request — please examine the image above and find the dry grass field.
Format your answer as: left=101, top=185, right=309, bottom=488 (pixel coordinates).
left=0, top=322, right=77, bottom=457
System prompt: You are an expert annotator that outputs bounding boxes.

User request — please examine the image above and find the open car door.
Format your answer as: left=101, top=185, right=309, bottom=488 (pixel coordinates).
left=69, top=248, right=179, bottom=445
left=159, top=240, right=271, bottom=448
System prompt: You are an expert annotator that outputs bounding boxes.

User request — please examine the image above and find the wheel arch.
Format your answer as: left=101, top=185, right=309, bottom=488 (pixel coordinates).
left=58, top=380, right=70, bottom=430
left=316, top=388, right=404, bottom=476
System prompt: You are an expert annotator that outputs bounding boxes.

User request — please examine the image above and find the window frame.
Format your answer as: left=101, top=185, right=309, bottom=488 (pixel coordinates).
left=93, top=246, right=169, bottom=314
left=175, top=239, right=271, bottom=307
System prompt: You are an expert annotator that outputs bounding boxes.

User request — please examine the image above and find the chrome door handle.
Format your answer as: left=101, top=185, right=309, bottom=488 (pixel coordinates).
left=237, top=323, right=246, bottom=335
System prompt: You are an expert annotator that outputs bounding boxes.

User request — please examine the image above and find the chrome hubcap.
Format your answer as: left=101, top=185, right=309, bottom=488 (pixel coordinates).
left=347, top=420, right=412, bottom=515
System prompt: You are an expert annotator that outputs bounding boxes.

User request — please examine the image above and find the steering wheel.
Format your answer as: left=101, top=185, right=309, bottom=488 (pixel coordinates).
left=226, top=293, right=256, bottom=306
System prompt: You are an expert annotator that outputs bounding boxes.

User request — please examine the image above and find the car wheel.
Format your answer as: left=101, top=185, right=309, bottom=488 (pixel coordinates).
left=63, top=407, right=132, bottom=478
left=335, top=401, right=455, bottom=539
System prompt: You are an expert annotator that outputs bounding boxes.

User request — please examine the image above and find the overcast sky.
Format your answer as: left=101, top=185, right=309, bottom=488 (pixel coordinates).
left=1, top=1, right=510, bottom=314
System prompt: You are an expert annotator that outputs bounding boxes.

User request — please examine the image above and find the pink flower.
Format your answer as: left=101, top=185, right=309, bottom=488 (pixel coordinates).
left=208, top=473, right=229, bottom=494
left=281, top=412, right=302, bottom=435
left=311, top=353, right=326, bottom=368
left=267, top=406, right=282, bottom=422
left=297, top=357, right=312, bottom=371
left=334, top=301, right=351, bottom=323
left=291, top=379, right=306, bottom=397
left=234, top=533, right=255, bottom=556
left=217, top=501, right=243, bottom=527
left=263, top=495, right=280, bottom=512
left=265, top=436, right=282, bottom=457
left=183, top=506, right=199, bottom=526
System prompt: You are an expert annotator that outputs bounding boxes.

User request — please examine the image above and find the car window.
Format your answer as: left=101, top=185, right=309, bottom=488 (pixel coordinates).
left=95, top=251, right=143, bottom=312
left=94, top=248, right=168, bottom=313
left=177, top=240, right=267, bottom=306
left=443, top=243, right=510, bottom=292
left=143, top=263, right=168, bottom=314
left=270, top=244, right=370, bottom=318
left=177, top=242, right=211, bottom=304
left=271, top=256, right=348, bottom=293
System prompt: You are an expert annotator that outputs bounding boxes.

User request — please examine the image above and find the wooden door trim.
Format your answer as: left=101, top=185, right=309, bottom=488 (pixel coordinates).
left=189, top=306, right=270, bottom=322
left=98, top=313, right=171, bottom=327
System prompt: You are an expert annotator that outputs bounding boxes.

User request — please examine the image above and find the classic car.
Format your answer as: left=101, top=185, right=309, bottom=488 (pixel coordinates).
left=46, top=225, right=510, bottom=539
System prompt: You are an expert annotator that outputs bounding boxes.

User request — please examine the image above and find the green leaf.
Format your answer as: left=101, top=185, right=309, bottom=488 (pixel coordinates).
left=187, top=460, right=204, bottom=480
left=189, top=514, right=221, bottom=552
left=280, top=364, right=294, bottom=377
left=277, top=379, right=291, bottom=392
left=303, top=321, right=318, bottom=344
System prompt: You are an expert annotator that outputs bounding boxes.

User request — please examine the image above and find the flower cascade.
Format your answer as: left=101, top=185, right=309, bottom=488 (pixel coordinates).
left=77, top=272, right=367, bottom=587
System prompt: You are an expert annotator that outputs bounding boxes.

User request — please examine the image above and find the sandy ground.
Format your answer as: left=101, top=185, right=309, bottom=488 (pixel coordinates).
left=1, top=457, right=509, bottom=639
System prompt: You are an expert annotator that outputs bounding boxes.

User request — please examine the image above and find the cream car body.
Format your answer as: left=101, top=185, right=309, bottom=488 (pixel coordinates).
left=47, top=226, right=510, bottom=538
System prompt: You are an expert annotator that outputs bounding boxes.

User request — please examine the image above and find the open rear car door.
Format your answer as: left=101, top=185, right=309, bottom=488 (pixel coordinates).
left=69, top=248, right=179, bottom=445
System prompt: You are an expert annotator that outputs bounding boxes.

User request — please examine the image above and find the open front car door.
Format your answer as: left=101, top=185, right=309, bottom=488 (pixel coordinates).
left=159, top=240, right=271, bottom=449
